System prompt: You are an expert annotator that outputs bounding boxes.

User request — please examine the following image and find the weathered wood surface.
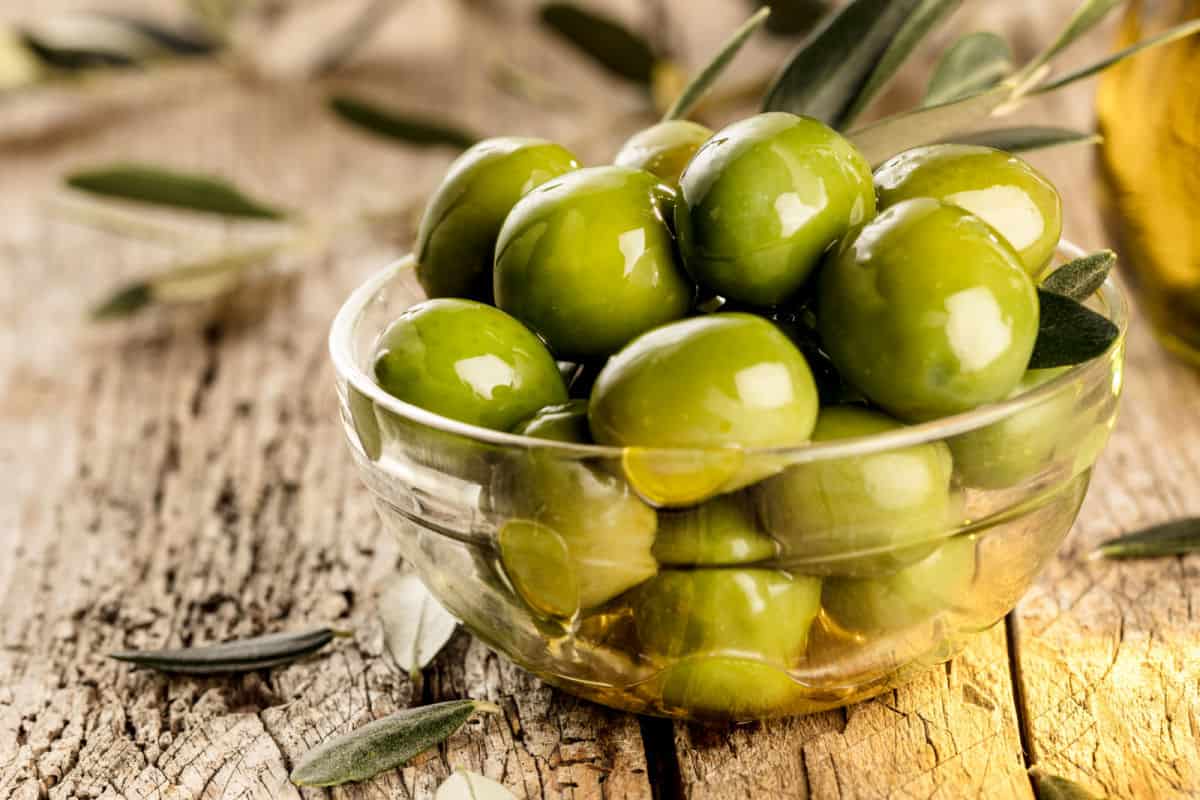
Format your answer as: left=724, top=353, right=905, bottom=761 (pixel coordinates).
left=0, top=1, right=1196, bottom=799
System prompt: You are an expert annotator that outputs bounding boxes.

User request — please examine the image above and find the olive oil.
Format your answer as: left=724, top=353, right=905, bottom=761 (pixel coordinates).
left=1098, top=0, right=1200, bottom=363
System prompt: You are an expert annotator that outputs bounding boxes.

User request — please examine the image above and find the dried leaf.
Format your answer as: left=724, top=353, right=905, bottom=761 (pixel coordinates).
left=923, top=32, right=1013, bottom=107
left=944, top=126, right=1099, bottom=154
left=436, top=770, right=517, bottom=800
left=66, top=164, right=287, bottom=219
left=1034, top=18, right=1200, bottom=94
left=1028, top=766, right=1105, bottom=800
left=290, top=700, right=500, bottom=787
left=380, top=573, right=458, bottom=685
left=848, top=85, right=1010, bottom=165
left=329, top=95, right=478, bottom=149
left=1095, top=517, right=1200, bottom=560
left=109, top=627, right=339, bottom=674
left=663, top=7, right=769, bottom=121
left=1041, top=250, right=1116, bottom=301
left=1028, top=289, right=1119, bottom=369
left=539, top=2, right=656, bottom=85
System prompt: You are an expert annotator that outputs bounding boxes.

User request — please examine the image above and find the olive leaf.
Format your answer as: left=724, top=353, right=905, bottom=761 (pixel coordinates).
left=1094, top=517, right=1200, bottom=559
left=19, top=14, right=213, bottom=70
left=1023, top=0, right=1125, bottom=78
left=435, top=769, right=516, bottom=800
left=1028, top=289, right=1119, bottom=370
left=379, top=572, right=458, bottom=688
left=1028, top=766, right=1105, bottom=800
left=290, top=700, right=501, bottom=787
left=762, top=0, right=926, bottom=128
left=923, top=32, right=1013, bottom=107
left=753, top=1, right=829, bottom=37
left=66, top=164, right=287, bottom=219
left=663, top=7, right=770, bottom=122
left=1041, top=250, right=1116, bottom=301
left=840, top=0, right=962, bottom=126
left=1034, top=18, right=1200, bottom=95
left=849, top=85, right=1010, bottom=166
left=92, top=14, right=218, bottom=56
left=944, top=126, right=1099, bottom=154
left=109, top=627, right=342, bottom=674
left=329, top=95, right=479, bottom=149
left=539, top=2, right=656, bottom=85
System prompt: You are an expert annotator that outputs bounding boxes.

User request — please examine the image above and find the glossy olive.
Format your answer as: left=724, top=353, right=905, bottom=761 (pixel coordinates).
left=416, top=137, right=579, bottom=301
left=757, top=406, right=955, bottom=576
left=495, top=166, right=693, bottom=360
left=654, top=493, right=778, bottom=566
left=511, top=398, right=591, bottom=442
left=614, top=120, right=713, bottom=185
left=373, top=298, right=567, bottom=431
left=875, top=144, right=1062, bottom=277
left=818, top=199, right=1040, bottom=422
left=821, top=535, right=976, bottom=634
left=675, top=112, right=875, bottom=306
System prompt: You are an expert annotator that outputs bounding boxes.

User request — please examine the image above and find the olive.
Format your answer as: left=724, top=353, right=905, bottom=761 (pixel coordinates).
left=653, top=493, right=778, bottom=566
left=633, top=568, right=821, bottom=717
left=818, top=199, right=1040, bottom=422
left=675, top=112, right=875, bottom=306
left=821, top=535, right=976, bottom=634
left=588, top=313, right=819, bottom=505
left=494, top=166, right=694, bottom=360
left=875, top=144, right=1062, bottom=277
left=614, top=120, right=713, bottom=185
left=373, top=298, right=567, bottom=431
left=416, top=137, right=579, bottom=301
left=511, top=398, right=590, bottom=442
left=757, top=406, right=955, bottom=576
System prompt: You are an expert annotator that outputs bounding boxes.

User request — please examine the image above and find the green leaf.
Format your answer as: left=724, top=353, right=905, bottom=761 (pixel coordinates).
left=754, top=1, right=828, bottom=36
left=95, top=14, right=218, bottom=56
left=1034, top=17, right=1200, bottom=95
left=19, top=14, right=214, bottom=70
left=1041, top=250, right=1116, bottom=301
left=1095, top=517, right=1200, bottom=559
left=841, top=0, right=962, bottom=126
left=539, top=2, right=656, bottom=85
left=66, top=164, right=286, bottom=219
left=91, top=283, right=152, bottom=319
left=848, top=85, right=1010, bottom=165
left=436, top=770, right=516, bottom=800
left=109, top=627, right=338, bottom=674
left=762, top=0, right=926, bottom=128
left=329, top=95, right=479, bottom=149
left=380, top=573, right=458, bottom=687
left=1028, top=767, right=1105, bottom=800
left=290, top=700, right=501, bottom=787
left=924, top=32, right=1013, bottom=107
left=663, top=8, right=770, bottom=121
left=944, top=125, right=1099, bottom=154
left=1028, top=289, right=1119, bottom=369
left=19, top=30, right=135, bottom=69
left=1026, top=0, right=1125, bottom=75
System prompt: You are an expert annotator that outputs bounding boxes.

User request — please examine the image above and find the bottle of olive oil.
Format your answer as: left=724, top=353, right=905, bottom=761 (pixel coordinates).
left=1098, top=0, right=1200, bottom=363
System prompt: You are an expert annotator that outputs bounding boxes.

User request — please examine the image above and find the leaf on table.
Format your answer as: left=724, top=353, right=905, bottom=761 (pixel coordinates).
left=761, top=0, right=923, bottom=129
left=1028, top=289, right=1119, bottom=370
left=19, top=14, right=214, bottom=70
left=97, top=13, right=220, bottom=56
left=1028, top=766, right=1106, bottom=800
left=841, top=0, right=962, bottom=126
left=66, top=164, right=287, bottom=219
left=943, top=125, right=1099, bottom=154
left=379, top=572, right=458, bottom=686
left=1034, top=17, right=1200, bottom=95
left=923, top=31, right=1013, bottom=107
left=538, top=2, right=657, bottom=85
left=290, top=699, right=501, bottom=787
left=848, top=85, right=1010, bottom=166
left=1041, top=250, right=1116, bottom=301
left=109, top=627, right=340, bottom=674
left=329, top=94, right=479, bottom=149
left=435, top=769, right=517, bottom=800
left=663, top=7, right=770, bottom=121
left=1094, top=517, right=1200, bottom=559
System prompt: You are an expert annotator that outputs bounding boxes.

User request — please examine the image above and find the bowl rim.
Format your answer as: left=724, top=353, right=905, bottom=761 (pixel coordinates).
left=329, top=240, right=1127, bottom=462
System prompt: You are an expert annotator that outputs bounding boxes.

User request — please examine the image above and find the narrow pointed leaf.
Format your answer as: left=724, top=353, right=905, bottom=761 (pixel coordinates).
left=841, top=0, right=962, bottom=126
left=1028, top=289, right=1119, bottom=369
left=380, top=573, right=458, bottom=683
left=1026, top=0, right=1124, bottom=74
left=97, top=14, right=219, bottom=55
left=762, top=0, right=924, bottom=127
left=329, top=95, right=478, bottom=149
left=91, top=283, right=152, bottom=319
left=109, top=627, right=337, bottom=673
left=66, top=164, right=286, bottom=219
left=663, top=7, right=769, bottom=121
left=756, top=0, right=829, bottom=37
left=539, top=2, right=656, bottom=85
left=849, top=85, right=1010, bottom=165
left=19, top=30, right=135, bottom=69
left=1034, top=18, right=1200, bottom=95
left=1094, top=517, right=1200, bottom=559
left=1028, top=767, right=1105, bottom=800
left=924, top=32, right=1013, bottom=107
left=290, top=700, right=501, bottom=787
left=436, top=770, right=517, bottom=800
left=944, top=126, right=1099, bottom=154
left=1041, top=250, right=1116, bottom=301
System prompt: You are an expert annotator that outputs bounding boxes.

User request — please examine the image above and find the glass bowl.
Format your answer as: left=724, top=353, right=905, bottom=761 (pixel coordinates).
left=330, top=243, right=1126, bottom=722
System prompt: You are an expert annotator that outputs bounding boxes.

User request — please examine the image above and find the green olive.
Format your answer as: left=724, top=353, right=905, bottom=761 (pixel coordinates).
left=675, top=112, right=875, bottom=306
left=495, top=166, right=694, bottom=360
left=757, top=406, right=955, bottom=577
left=818, top=198, right=1040, bottom=422
left=416, top=137, right=579, bottom=301
left=511, top=398, right=591, bottom=442
left=654, top=493, right=778, bottom=566
left=614, top=120, right=713, bottom=185
left=373, top=298, right=567, bottom=431
left=821, top=535, right=976, bottom=634
left=875, top=144, right=1062, bottom=277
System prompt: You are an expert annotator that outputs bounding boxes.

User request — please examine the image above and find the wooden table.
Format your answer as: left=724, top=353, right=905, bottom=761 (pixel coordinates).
left=2, top=1, right=1197, bottom=797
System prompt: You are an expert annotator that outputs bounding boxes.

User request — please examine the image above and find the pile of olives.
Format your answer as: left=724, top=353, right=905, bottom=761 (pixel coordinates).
left=367, top=111, right=1071, bottom=717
